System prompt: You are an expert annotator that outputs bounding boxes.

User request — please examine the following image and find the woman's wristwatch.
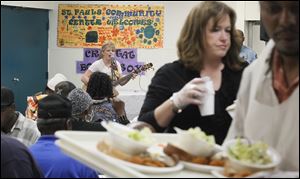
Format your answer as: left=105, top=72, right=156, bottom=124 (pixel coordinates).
left=169, top=94, right=182, bottom=114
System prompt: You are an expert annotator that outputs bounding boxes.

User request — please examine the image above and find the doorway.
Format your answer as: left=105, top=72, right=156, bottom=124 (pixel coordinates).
left=1, top=6, right=49, bottom=113
left=245, top=21, right=266, bottom=57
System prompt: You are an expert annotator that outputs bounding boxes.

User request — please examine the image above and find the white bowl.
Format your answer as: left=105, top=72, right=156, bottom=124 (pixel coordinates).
left=223, top=139, right=281, bottom=173
left=174, top=127, right=218, bottom=157
left=101, top=121, right=153, bottom=155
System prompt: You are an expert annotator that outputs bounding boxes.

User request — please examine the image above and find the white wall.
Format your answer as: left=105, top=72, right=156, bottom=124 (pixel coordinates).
left=2, top=1, right=261, bottom=92
left=245, top=1, right=260, bottom=20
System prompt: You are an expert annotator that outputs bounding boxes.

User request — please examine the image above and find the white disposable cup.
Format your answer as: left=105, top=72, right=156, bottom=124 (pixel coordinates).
left=199, top=78, right=215, bottom=116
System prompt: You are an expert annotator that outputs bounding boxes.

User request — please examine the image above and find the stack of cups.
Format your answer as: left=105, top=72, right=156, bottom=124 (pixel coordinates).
left=199, top=76, right=215, bottom=116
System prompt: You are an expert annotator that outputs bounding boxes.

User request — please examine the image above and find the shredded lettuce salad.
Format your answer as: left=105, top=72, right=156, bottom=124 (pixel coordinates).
left=228, top=138, right=272, bottom=165
left=127, top=128, right=154, bottom=145
left=187, top=127, right=216, bottom=145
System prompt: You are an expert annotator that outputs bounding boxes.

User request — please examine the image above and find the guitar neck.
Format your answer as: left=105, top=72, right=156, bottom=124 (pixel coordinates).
left=112, top=73, right=134, bottom=87
left=111, top=63, right=152, bottom=87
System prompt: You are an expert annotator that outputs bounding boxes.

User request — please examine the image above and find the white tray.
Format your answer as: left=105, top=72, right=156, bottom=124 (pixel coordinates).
left=55, top=130, right=215, bottom=178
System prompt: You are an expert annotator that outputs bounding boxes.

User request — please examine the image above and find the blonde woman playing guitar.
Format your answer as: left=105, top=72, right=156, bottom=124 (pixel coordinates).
left=81, top=41, right=128, bottom=96
left=81, top=41, right=153, bottom=96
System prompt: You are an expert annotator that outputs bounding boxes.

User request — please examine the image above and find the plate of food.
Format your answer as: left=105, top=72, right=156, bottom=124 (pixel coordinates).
left=101, top=121, right=156, bottom=155
left=220, top=138, right=281, bottom=177
left=98, top=121, right=184, bottom=174
left=96, top=139, right=184, bottom=174
left=173, top=127, right=219, bottom=157
left=162, top=127, right=226, bottom=173
left=57, top=122, right=183, bottom=174
left=164, top=142, right=225, bottom=173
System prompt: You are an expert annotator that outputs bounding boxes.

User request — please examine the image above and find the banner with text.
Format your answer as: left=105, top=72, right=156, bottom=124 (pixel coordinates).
left=77, top=48, right=144, bottom=75
left=58, top=4, right=164, bottom=48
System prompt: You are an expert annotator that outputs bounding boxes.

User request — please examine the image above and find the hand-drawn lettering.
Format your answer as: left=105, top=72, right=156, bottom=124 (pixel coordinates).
left=58, top=4, right=164, bottom=48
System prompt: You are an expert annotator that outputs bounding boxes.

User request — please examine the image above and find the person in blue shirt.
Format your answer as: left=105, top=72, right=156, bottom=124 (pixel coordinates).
left=235, top=29, right=257, bottom=64
left=29, top=94, right=99, bottom=178
left=1, top=134, right=44, bottom=178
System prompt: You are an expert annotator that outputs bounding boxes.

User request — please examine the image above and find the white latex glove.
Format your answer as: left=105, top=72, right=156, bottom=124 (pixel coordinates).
left=172, top=77, right=210, bottom=110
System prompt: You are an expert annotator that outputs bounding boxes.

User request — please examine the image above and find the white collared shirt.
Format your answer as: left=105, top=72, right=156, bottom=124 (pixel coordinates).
left=225, top=39, right=299, bottom=171
left=8, top=112, right=41, bottom=147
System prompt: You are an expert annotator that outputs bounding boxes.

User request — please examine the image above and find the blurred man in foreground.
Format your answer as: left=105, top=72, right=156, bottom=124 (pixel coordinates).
left=226, top=1, right=299, bottom=172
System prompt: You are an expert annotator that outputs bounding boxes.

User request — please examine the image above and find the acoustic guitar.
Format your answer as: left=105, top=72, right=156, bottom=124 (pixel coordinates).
left=112, top=63, right=153, bottom=87
left=82, top=63, right=153, bottom=96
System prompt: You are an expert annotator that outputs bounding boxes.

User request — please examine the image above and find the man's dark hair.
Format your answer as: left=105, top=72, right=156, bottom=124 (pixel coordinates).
left=87, top=72, right=113, bottom=100
left=1, top=86, right=15, bottom=111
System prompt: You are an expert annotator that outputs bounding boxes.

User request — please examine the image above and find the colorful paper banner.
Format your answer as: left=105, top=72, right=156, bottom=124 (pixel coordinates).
left=58, top=4, right=164, bottom=48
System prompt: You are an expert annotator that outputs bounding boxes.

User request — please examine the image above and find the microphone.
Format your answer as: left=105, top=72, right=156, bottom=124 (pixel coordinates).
left=111, top=56, right=118, bottom=71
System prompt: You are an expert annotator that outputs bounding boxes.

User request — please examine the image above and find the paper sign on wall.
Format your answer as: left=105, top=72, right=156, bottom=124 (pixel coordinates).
left=77, top=48, right=144, bottom=75
left=58, top=4, right=164, bottom=48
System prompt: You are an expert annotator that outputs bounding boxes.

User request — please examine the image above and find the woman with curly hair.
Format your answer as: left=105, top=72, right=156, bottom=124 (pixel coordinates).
left=87, top=72, right=129, bottom=124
